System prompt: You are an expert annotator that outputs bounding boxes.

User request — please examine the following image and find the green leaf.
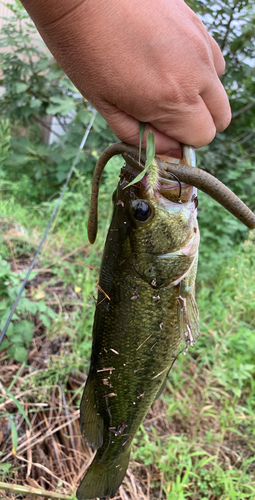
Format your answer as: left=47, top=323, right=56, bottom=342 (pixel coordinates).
left=5, top=322, right=14, bottom=338
left=6, top=391, right=31, bottom=428
left=18, top=297, right=38, bottom=314
left=93, top=114, right=108, bottom=133
left=0, top=258, right=11, bottom=276
left=0, top=462, right=12, bottom=471
left=40, top=314, right=51, bottom=329
left=78, top=109, right=92, bottom=126
left=56, top=170, right=69, bottom=183
left=0, top=302, right=8, bottom=312
left=145, top=130, right=155, bottom=169
left=13, top=82, right=29, bottom=93
left=124, top=130, right=155, bottom=188
left=8, top=416, right=18, bottom=453
left=47, top=96, right=77, bottom=115
left=13, top=320, right=34, bottom=345
left=13, top=345, right=28, bottom=363
left=47, top=308, right=57, bottom=319
left=30, top=98, right=41, bottom=109
left=0, top=339, right=9, bottom=351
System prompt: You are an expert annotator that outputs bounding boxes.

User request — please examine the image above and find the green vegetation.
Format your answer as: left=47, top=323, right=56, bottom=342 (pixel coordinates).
left=0, top=1, right=255, bottom=499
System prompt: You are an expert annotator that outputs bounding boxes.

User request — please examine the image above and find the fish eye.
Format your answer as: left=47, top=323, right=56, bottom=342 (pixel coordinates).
left=133, top=201, right=152, bottom=222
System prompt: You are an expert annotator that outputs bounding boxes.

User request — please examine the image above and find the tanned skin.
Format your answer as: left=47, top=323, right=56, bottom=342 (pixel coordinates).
left=20, top=0, right=231, bottom=156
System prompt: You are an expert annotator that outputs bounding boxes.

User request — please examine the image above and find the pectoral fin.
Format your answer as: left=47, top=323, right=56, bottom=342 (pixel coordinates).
left=80, top=374, right=104, bottom=449
left=177, top=280, right=200, bottom=347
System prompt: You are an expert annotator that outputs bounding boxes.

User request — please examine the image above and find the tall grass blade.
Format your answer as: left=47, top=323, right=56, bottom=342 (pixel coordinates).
left=124, top=130, right=156, bottom=188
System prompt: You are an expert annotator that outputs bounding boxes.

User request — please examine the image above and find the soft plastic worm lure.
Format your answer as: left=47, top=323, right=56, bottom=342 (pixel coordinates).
left=88, top=142, right=255, bottom=244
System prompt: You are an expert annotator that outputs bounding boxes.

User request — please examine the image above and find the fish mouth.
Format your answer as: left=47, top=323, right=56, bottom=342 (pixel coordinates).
left=119, top=158, right=196, bottom=205
left=159, top=179, right=195, bottom=204
left=155, top=186, right=198, bottom=213
left=88, top=142, right=255, bottom=244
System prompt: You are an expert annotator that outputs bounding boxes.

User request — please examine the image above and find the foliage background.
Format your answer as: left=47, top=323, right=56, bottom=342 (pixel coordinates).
left=0, top=0, right=255, bottom=499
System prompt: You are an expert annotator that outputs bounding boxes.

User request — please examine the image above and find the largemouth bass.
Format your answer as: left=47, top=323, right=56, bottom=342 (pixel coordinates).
left=87, top=143, right=255, bottom=245
left=77, top=150, right=200, bottom=499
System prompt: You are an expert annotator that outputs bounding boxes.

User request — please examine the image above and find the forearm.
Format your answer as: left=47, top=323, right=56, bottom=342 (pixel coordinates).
left=20, top=0, right=103, bottom=94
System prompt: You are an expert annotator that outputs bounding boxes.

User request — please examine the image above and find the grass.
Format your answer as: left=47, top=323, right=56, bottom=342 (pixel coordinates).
left=0, top=160, right=255, bottom=499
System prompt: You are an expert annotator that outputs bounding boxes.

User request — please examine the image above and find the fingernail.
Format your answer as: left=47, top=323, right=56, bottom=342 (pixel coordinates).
left=166, top=149, right=182, bottom=159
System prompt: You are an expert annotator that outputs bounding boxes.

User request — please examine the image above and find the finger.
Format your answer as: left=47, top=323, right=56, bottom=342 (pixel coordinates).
left=149, top=77, right=231, bottom=147
left=99, top=102, right=182, bottom=156
left=149, top=97, right=216, bottom=148
left=209, top=35, right=226, bottom=76
left=200, top=77, right=232, bottom=133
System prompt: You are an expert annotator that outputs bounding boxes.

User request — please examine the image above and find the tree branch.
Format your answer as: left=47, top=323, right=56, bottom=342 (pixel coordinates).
left=232, top=101, right=255, bottom=119
left=220, top=0, right=240, bottom=52
left=33, top=116, right=62, bottom=138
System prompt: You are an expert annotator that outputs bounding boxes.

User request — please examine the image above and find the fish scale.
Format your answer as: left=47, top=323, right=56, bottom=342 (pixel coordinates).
left=77, top=159, right=200, bottom=500
left=77, top=140, right=255, bottom=499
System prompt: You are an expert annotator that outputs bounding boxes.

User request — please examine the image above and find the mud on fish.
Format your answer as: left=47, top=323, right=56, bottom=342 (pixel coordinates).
left=77, top=144, right=255, bottom=500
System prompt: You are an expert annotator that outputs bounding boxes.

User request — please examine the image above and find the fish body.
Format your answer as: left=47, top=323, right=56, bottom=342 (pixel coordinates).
left=77, top=162, right=200, bottom=500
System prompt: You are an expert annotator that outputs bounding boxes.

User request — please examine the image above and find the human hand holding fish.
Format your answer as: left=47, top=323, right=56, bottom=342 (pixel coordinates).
left=20, top=0, right=231, bottom=156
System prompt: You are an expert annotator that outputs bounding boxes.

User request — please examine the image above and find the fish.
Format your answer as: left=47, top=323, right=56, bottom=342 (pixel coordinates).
left=77, top=146, right=201, bottom=500
left=87, top=143, right=255, bottom=245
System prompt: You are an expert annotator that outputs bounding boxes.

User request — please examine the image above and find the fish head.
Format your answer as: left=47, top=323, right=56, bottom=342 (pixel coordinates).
left=115, top=162, right=200, bottom=288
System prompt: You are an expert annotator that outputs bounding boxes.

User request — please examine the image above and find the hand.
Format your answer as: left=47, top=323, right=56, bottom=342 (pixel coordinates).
left=21, top=0, right=231, bottom=156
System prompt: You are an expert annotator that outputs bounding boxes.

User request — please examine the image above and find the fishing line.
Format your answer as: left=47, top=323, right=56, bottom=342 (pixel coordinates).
left=0, top=108, right=97, bottom=347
